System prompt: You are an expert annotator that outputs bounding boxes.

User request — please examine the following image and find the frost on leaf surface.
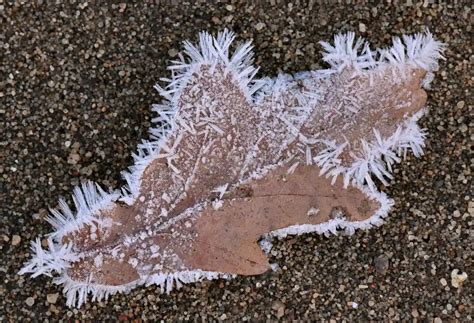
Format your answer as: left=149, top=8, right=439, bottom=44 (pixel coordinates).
left=19, top=29, right=444, bottom=307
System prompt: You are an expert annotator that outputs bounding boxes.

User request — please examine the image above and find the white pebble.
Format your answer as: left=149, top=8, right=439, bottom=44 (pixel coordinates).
left=25, top=297, right=35, bottom=306
left=451, top=269, right=467, bottom=288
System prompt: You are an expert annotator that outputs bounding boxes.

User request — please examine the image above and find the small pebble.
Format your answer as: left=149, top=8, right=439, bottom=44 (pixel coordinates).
left=47, top=293, right=59, bottom=304
left=11, top=235, right=21, bottom=246
left=459, top=124, right=468, bottom=133
left=374, top=254, right=389, bottom=275
left=451, top=269, right=468, bottom=288
left=468, top=201, right=474, bottom=216
left=255, top=22, right=266, bottom=31
left=272, top=300, right=285, bottom=319
left=25, top=297, right=35, bottom=307
left=67, top=152, right=81, bottom=165
left=168, top=48, right=179, bottom=57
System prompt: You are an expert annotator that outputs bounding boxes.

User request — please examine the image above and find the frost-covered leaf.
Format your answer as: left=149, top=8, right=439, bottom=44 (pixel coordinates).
left=19, top=29, right=444, bottom=307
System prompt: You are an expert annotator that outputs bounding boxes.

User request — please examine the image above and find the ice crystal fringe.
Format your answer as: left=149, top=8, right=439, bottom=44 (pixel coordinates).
left=56, top=270, right=234, bottom=308
left=18, top=237, right=79, bottom=278
left=319, top=30, right=445, bottom=87
left=45, top=182, right=120, bottom=241
left=258, top=187, right=393, bottom=254
left=314, top=109, right=428, bottom=192
left=266, top=187, right=393, bottom=240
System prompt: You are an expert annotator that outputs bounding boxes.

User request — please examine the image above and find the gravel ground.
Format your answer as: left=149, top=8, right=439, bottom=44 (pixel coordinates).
left=1, top=1, right=472, bottom=321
